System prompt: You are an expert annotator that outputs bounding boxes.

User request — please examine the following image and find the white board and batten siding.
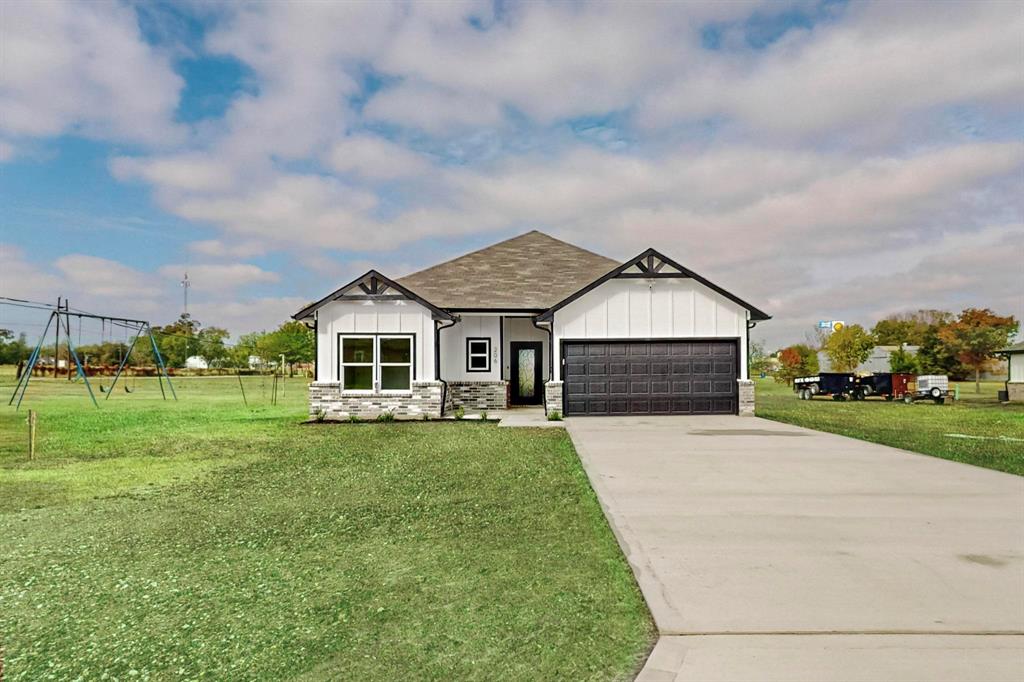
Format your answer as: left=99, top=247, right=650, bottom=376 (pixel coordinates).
left=314, top=300, right=435, bottom=383
left=439, top=314, right=501, bottom=381
left=552, top=278, right=749, bottom=381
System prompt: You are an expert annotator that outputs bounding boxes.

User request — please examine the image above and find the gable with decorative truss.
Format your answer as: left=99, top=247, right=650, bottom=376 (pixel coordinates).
left=293, top=270, right=454, bottom=321
left=538, top=247, right=770, bottom=321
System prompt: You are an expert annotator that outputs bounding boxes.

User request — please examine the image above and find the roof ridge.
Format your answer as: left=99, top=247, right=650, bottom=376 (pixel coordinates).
left=531, top=230, right=617, bottom=264
left=398, top=229, right=613, bottom=281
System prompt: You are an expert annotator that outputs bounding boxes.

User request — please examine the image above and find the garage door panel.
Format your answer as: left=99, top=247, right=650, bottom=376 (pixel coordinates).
left=671, top=398, right=693, bottom=412
left=692, top=398, right=713, bottom=414
left=564, top=340, right=737, bottom=416
left=630, top=381, right=650, bottom=394
left=651, top=380, right=671, bottom=394
left=651, top=361, right=670, bottom=374
left=565, top=362, right=587, bottom=377
left=631, top=399, right=651, bottom=413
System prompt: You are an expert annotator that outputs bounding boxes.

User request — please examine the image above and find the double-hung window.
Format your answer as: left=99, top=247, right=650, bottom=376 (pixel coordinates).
left=340, top=334, right=413, bottom=392
left=466, top=337, right=491, bottom=372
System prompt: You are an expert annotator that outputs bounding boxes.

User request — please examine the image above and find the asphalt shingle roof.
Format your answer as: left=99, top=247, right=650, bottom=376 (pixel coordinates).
left=397, top=230, right=619, bottom=310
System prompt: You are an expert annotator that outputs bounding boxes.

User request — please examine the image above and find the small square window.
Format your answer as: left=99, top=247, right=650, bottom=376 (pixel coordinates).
left=466, top=338, right=491, bottom=372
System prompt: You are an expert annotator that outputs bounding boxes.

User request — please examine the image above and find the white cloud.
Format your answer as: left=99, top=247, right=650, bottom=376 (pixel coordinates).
left=0, top=243, right=63, bottom=302
left=363, top=82, right=505, bottom=134
left=326, top=135, right=432, bottom=179
left=0, top=1, right=184, bottom=149
left=111, top=153, right=243, bottom=193
left=189, top=296, right=308, bottom=335
left=638, top=1, right=1024, bottom=136
left=54, top=254, right=162, bottom=299
left=158, top=263, right=279, bottom=290
left=757, top=222, right=1024, bottom=347
left=0, top=246, right=294, bottom=338
left=187, top=240, right=268, bottom=259
left=372, top=2, right=757, bottom=127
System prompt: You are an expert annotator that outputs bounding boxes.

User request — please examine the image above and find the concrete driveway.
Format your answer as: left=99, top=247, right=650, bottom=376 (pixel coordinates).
left=566, top=415, right=1024, bottom=681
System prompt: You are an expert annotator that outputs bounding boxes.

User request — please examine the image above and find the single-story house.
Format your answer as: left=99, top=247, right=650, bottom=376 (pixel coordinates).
left=293, top=231, right=770, bottom=419
left=996, top=341, right=1024, bottom=402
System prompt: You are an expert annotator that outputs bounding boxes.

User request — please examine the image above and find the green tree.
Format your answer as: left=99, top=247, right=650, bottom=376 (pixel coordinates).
left=144, top=315, right=200, bottom=368
left=775, top=344, right=819, bottom=385
left=260, top=321, right=314, bottom=376
left=0, top=329, right=31, bottom=365
left=230, top=331, right=267, bottom=369
left=871, top=310, right=951, bottom=346
left=195, top=327, right=230, bottom=367
left=749, top=340, right=772, bottom=377
left=824, top=324, right=875, bottom=372
left=938, top=308, right=1018, bottom=393
left=888, top=346, right=919, bottom=374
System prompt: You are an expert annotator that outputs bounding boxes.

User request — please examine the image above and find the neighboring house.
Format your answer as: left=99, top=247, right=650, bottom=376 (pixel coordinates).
left=996, top=342, right=1024, bottom=402
left=818, top=345, right=919, bottom=373
left=293, top=231, right=769, bottom=419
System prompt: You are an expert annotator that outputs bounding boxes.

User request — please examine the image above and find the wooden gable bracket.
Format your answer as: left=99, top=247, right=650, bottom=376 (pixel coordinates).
left=619, top=251, right=683, bottom=278
left=293, top=269, right=456, bottom=322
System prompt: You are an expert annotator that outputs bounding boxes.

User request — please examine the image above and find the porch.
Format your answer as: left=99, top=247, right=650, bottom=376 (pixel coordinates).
left=440, top=314, right=552, bottom=412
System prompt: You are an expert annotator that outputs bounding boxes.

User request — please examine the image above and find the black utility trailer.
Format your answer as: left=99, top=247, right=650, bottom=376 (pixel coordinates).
left=794, top=373, right=858, bottom=400
left=856, top=373, right=915, bottom=401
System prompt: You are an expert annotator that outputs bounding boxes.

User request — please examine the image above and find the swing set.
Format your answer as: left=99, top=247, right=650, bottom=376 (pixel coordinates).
left=8, top=308, right=176, bottom=410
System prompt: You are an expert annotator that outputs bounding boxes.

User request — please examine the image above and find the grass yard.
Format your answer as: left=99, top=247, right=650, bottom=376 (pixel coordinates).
left=756, top=377, right=1024, bottom=475
left=0, top=370, right=653, bottom=680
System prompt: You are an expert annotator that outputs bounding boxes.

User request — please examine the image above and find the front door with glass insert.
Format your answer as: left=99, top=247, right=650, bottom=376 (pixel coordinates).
left=510, top=341, right=543, bottom=405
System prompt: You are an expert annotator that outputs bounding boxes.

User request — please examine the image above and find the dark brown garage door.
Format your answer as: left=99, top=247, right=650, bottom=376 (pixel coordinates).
left=563, top=340, right=738, bottom=416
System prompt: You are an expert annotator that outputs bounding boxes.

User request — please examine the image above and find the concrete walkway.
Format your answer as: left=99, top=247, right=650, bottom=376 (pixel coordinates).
left=566, top=415, right=1024, bottom=681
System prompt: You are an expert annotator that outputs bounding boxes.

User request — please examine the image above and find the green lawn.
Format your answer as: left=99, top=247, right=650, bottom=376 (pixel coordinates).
left=0, top=371, right=653, bottom=680
left=756, top=377, right=1024, bottom=475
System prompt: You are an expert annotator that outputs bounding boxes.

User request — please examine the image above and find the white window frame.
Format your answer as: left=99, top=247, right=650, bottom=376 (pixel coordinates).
left=378, top=335, right=414, bottom=393
left=466, top=337, right=491, bottom=373
left=338, top=334, right=414, bottom=394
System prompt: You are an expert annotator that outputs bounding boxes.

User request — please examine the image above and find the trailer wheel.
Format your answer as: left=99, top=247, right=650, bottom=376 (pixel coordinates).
left=904, top=395, right=914, bottom=404
left=809, top=384, right=820, bottom=395
left=929, top=387, right=942, bottom=398
left=801, top=389, right=811, bottom=400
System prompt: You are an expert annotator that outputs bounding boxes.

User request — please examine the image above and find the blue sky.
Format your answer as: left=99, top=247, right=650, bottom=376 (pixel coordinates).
left=1, top=0, right=1021, bottom=346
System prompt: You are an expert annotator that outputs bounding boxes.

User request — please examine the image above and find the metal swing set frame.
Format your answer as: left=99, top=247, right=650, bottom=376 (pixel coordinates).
left=8, top=309, right=177, bottom=410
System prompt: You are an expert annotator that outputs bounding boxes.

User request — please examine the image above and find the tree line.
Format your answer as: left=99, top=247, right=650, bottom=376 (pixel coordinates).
left=757, top=308, right=1018, bottom=393
left=0, top=316, right=315, bottom=375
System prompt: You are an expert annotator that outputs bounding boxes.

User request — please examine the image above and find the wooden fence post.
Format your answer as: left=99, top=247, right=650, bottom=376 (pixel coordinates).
left=28, top=410, right=37, bottom=460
